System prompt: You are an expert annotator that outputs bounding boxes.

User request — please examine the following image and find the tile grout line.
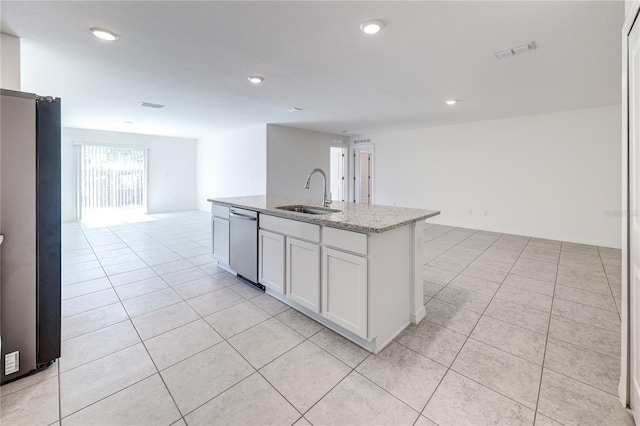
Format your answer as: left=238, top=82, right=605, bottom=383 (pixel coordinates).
left=172, top=309, right=316, bottom=421
left=598, top=246, right=623, bottom=321
left=60, top=228, right=138, bottom=420
left=62, top=220, right=203, bottom=422
left=84, top=215, right=213, bottom=423
left=419, top=233, right=533, bottom=417
left=54, top=219, right=624, bottom=425
left=531, top=239, right=562, bottom=426
left=57, top=362, right=62, bottom=425
left=424, top=230, right=494, bottom=303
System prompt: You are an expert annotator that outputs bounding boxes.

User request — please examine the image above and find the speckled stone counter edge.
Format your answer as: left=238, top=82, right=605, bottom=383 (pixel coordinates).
left=207, top=195, right=440, bottom=233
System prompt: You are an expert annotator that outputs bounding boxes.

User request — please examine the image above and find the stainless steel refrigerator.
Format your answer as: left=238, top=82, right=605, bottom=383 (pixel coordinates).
left=0, top=89, right=62, bottom=384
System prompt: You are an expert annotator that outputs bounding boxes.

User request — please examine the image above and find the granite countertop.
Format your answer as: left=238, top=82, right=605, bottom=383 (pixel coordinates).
left=207, top=195, right=440, bottom=233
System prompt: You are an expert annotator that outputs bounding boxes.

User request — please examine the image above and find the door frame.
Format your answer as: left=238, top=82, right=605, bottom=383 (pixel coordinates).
left=329, top=145, right=347, bottom=202
left=623, top=2, right=640, bottom=409
left=350, top=144, right=374, bottom=204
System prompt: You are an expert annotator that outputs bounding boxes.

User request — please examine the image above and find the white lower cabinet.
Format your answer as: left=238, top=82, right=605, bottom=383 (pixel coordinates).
left=286, top=237, right=321, bottom=313
left=212, top=216, right=230, bottom=265
left=322, top=247, right=368, bottom=338
left=258, top=229, right=285, bottom=294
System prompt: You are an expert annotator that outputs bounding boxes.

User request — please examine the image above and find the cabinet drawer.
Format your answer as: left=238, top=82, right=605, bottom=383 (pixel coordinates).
left=323, top=227, right=367, bottom=256
left=211, top=203, right=229, bottom=219
left=260, top=214, right=320, bottom=243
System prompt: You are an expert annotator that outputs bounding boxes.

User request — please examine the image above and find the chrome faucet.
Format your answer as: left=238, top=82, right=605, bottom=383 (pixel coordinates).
left=304, top=168, right=332, bottom=206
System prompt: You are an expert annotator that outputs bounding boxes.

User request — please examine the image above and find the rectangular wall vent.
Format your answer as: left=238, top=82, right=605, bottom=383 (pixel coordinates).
left=331, top=139, right=346, bottom=145
left=140, top=102, right=166, bottom=109
left=353, top=138, right=372, bottom=145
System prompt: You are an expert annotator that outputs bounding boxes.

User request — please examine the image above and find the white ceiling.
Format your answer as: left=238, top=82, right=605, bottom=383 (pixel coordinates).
left=0, top=1, right=624, bottom=139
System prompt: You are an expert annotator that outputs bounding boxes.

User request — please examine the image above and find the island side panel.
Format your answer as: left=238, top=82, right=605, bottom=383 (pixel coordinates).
left=411, top=220, right=426, bottom=324
left=368, top=224, right=411, bottom=352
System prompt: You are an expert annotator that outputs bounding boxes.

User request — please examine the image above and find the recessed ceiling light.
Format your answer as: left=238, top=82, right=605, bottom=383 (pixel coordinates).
left=360, top=20, right=385, bottom=34
left=445, top=100, right=458, bottom=105
left=90, top=27, right=119, bottom=41
left=248, top=76, right=264, bottom=84
left=287, top=107, right=303, bottom=112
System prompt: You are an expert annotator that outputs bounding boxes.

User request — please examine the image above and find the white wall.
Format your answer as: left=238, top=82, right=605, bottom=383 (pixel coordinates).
left=627, top=0, right=639, bottom=20
left=1, top=33, right=20, bottom=90
left=266, top=124, right=345, bottom=199
left=62, top=128, right=197, bottom=221
left=359, top=105, right=622, bottom=248
left=196, top=124, right=267, bottom=211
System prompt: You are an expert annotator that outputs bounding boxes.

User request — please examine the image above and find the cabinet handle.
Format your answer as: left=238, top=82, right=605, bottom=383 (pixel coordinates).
left=230, top=212, right=257, bottom=221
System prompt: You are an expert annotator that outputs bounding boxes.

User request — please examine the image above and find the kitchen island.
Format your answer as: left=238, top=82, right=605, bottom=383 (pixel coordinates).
left=207, top=195, right=440, bottom=353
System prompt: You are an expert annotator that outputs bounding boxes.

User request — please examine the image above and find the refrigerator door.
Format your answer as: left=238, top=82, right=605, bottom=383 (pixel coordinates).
left=35, top=96, right=62, bottom=365
left=0, top=90, right=38, bottom=382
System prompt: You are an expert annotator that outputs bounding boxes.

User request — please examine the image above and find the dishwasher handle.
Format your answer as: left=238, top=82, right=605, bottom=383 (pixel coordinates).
left=230, top=211, right=257, bottom=221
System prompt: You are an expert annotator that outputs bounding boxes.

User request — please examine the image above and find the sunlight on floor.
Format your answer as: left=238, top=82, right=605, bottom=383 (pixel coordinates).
left=80, top=208, right=157, bottom=228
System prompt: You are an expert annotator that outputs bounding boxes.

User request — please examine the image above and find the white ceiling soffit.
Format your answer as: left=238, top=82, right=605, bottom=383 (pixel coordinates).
left=0, top=1, right=624, bottom=139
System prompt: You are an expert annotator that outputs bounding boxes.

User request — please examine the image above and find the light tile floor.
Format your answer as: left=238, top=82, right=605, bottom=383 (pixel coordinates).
left=0, top=211, right=634, bottom=425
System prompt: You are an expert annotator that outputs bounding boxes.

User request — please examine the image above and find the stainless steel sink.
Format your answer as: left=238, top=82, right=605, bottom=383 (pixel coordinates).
left=276, top=205, right=341, bottom=215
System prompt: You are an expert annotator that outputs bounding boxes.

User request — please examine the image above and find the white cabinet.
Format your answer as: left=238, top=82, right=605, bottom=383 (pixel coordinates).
left=212, top=216, right=230, bottom=265
left=258, top=229, right=285, bottom=294
left=211, top=208, right=415, bottom=354
left=322, top=247, right=368, bottom=338
left=286, top=237, right=321, bottom=313
left=211, top=203, right=230, bottom=265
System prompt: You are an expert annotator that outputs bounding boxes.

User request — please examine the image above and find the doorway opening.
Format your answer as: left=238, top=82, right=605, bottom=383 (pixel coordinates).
left=77, top=144, right=148, bottom=225
left=330, top=146, right=346, bottom=202
left=352, top=145, right=373, bottom=204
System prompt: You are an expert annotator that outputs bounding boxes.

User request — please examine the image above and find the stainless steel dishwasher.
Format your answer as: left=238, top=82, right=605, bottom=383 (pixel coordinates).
left=229, top=207, right=261, bottom=288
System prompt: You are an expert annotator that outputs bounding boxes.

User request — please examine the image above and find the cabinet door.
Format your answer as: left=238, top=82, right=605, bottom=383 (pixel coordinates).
left=259, top=230, right=285, bottom=294
left=212, top=216, right=230, bottom=265
left=322, top=247, right=368, bottom=338
left=286, top=237, right=320, bottom=312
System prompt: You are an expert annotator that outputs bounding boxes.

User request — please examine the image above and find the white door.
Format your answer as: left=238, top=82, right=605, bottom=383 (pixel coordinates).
left=258, top=230, right=285, bottom=294
left=286, top=237, right=320, bottom=312
left=330, top=147, right=346, bottom=202
left=322, top=247, right=368, bottom=338
left=353, top=146, right=373, bottom=203
left=359, top=153, right=372, bottom=204
left=629, top=16, right=640, bottom=418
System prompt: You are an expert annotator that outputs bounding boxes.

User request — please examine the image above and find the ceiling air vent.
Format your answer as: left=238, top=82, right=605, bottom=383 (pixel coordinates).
left=494, top=42, right=536, bottom=60
left=140, top=102, right=165, bottom=109
left=353, top=138, right=371, bottom=145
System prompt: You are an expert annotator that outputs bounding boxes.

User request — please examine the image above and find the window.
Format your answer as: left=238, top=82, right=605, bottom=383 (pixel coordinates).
left=78, top=144, right=147, bottom=221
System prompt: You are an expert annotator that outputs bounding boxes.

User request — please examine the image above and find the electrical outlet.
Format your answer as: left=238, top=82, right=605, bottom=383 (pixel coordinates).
left=468, top=208, right=473, bottom=215
left=5, top=351, right=19, bottom=375
left=483, top=210, right=488, bottom=216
